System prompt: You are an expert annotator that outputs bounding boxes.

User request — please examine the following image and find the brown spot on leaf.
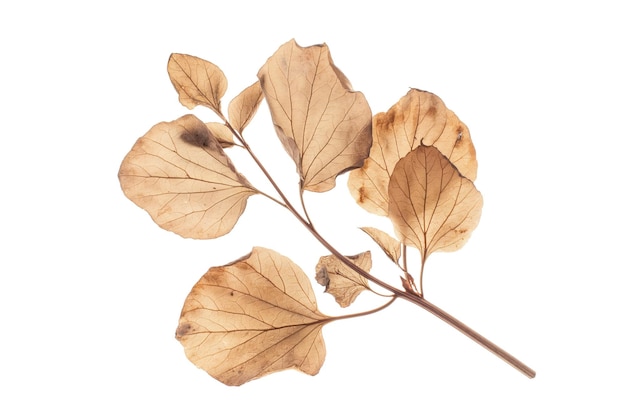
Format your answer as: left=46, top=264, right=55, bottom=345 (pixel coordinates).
left=358, top=186, right=367, bottom=203
left=180, top=126, right=211, bottom=147
left=176, top=322, right=193, bottom=339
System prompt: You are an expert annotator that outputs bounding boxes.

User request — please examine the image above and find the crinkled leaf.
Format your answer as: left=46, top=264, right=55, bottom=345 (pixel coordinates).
left=176, top=247, right=328, bottom=386
left=315, top=252, right=371, bottom=308
left=360, top=227, right=401, bottom=264
left=348, top=88, right=477, bottom=215
left=258, top=39, right=373, bottom=192
left=228, top=81, right=264, bottom=133
left=168, top=53, right=227, bottom=113
left=206, top=122, right=235, bottom=148
left=118, top=114, right=257, bottom=239
left=388, top=145, right=483, bottom=260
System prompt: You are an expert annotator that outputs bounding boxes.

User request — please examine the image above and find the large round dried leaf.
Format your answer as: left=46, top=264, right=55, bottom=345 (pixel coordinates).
left=258, top=39, right=372, bottom=192
left=348, top=88, right=477, bottom=215
left=118, top=114, right=257, bottom=239
left=388, top=145, right=483, bottom=260
left=176, top=247, right=329, bottom=386
left=168, top=53, right=227, bottom=113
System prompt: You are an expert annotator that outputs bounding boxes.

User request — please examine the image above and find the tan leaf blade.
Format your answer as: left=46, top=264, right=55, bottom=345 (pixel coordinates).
left=360, top=227, right=401, bottom=264
left=228, top=81, right=264, bottom=133
left=348, top=88, right=477, bottom=215
left=388, top=145, right=483, bottom=260
left=118, top=114, right=257, bottom=239
left=315, top=252, right=371, bottom=308
left=205, top=122, right=235, bottom=148
left=168, top=53, right=227, bottom=113
left=258, top=39, right=373, bottom=192
left=176, top=247, right=329, bottom=386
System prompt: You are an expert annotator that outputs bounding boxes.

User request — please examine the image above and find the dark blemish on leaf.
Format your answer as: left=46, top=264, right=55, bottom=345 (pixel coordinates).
left=230, top=291, right=235, bottom=296
left=176, top=322, right=193, bottom=339
left=358, top=186, right=367, bottom=203
left=455, top=129, right=463, bottom=146
left=180, top=127, right=211, bottom=147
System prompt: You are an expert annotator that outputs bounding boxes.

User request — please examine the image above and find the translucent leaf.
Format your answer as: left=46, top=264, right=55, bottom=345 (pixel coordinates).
left=258, top=39, right=373, bottom=192
left=167, top=53, right=227, bottom=113
left=315, top=252, right=371, bottom=308
left=360, top=227, right=401, bottom=264
left=176, top=247, right=329, bottom=386
left=205, top=122, right=234, bottom=148
left=118, top=114, right=257, bottom=239
left=228, top=81, right=263, bottom=133
left=348, top=88, right=477, bottom=215
left=387, top=145, right=483, bottom=260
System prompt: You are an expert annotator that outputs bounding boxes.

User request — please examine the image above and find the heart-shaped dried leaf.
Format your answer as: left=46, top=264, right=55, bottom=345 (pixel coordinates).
left=176, top=247, right=329, bottom=386
left=168, top=53, right=227, bottom=114
left=348, top=88, right=477, bottom=215
left=118, top=114, right=257, bottom=239
left=388, top=145, right=483, bottom=260
left=228, top=81, right=264, bottom=133
left=258, top=39, right=373, bottom=192
left=315, top=252, right=371, bottom=308
left=360, top=227, right=401, bottom=264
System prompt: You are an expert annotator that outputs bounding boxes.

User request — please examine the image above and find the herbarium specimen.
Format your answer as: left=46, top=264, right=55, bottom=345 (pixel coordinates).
left=118, top=39, right=534, bottom=386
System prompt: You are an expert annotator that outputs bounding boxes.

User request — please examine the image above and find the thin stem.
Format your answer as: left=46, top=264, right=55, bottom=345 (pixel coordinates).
left=221, top=117, right=309, bottom=225
left=330, top=295, right=398, bottom=322
left=299, top=188, right=315, bottom=227
left=419, top=252, right=425, bottom=298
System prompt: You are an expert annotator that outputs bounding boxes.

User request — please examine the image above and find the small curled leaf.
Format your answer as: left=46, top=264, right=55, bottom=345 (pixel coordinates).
left=176, top=247, right=329, bottom=386
left=205, top=122, right=235, bottom=148
left=118, top=114, right=257, bottom=239
left=315, top=252, right=372, bottom=307
left=360, top=227, right=401, bottom=264
left=168, top=53, right=227, bottom=113
left=388, top=145, right=483, bottom=260
left=228, top=81, right=264, bottom=133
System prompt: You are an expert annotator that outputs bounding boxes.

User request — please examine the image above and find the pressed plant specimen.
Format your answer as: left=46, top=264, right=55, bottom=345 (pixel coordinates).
left=118, top=39, right=535, bottom=386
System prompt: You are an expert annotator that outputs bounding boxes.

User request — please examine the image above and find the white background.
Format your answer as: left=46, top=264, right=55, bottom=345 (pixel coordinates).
left=2, top=1, right=624, bottom=415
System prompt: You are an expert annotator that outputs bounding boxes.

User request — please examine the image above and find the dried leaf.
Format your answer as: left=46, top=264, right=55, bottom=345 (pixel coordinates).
left=348, top=88, right=477, bottom=215
left=168, top=53, right=227, bottom=113
left=388, top=145, right=483, bottom=260
left=228, top=81, right=264, bottom=133
left=315, top=252, right=371, bottom=308
left=205, top=122, right=235, bottom=148
left=258, top=39, right=372, bottom=192
left=118, top=114, right=257, bottom=239
left=360, top=227, right=401, bottom=264
left=176, top=247, right=329, bottom=386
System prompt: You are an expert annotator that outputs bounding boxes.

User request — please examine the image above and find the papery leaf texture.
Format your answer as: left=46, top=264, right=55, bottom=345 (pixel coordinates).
left=228, top=81, right=264, bottom=133
left=258, top=39, right=372, bottom=192
left=315, top=252, right=371, bottom=308
left=348, top=88, right=477, bottom=216
left=360, top=227, right=402, bottom=264
left=205, top=122, right=235, bottom=148
left=168, top=53, right=227, bottom=113
left=176, top=247, right=329, bottom=386
left=118, top=114, right=257, bottom=239
left=387, top=145, right=483, bottom=260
